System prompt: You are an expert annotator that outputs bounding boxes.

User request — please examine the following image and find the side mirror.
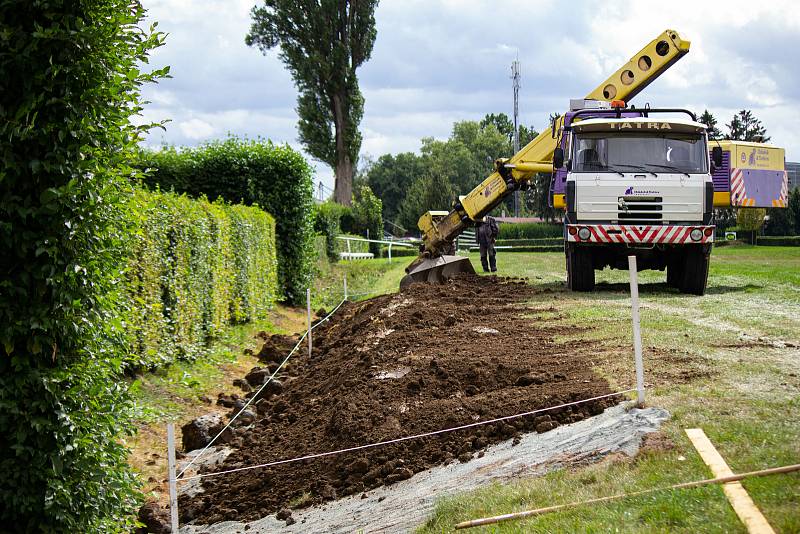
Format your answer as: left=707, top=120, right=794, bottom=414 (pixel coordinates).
left=553, top=147, right=565, bottom=169
left=711, top=146, right=723, bottom=168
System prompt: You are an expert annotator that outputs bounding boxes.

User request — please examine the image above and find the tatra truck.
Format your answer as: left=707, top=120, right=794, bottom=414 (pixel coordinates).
left=401, top=29, right=787, bottom=296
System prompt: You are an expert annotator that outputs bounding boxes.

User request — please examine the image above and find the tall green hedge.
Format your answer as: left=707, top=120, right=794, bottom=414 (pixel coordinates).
left=124, top=190, right=278, bottom=369
left=0, top=1, right=166, bottom=529
left=137, top=138, right=314, bottom=305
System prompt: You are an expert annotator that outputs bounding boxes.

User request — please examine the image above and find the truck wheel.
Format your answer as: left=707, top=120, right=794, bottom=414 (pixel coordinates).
left=567, top=247, right=595, bottom=292
left=680, top=246, right=709, bottom=296
left=666, top=255, right=684, bottom=288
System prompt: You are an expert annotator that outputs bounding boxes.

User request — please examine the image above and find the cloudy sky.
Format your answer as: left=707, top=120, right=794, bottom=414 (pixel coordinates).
left=138, top=0, right=800, bottom=192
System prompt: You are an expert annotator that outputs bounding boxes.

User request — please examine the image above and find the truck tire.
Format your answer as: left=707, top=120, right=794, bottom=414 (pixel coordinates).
left=666, top=254, right=684, bottom=288
left=567, top=247, right=595, bottom=292
left=680, top=246, right=709, bottom=296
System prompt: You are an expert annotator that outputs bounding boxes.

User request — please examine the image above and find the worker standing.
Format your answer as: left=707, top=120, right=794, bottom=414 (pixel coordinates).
left=475, top=216, right=499, bottom=273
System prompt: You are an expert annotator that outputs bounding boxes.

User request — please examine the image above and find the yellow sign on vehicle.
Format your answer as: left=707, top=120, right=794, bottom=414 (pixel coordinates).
left=718, top=141, right=785, bottom=171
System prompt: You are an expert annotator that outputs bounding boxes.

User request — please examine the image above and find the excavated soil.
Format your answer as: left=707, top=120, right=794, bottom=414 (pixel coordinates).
left=181, top=275, right=622, bottom=524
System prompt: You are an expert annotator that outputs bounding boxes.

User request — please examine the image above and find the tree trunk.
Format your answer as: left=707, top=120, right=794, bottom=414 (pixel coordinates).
left=332, top=93, right=353, bottom=206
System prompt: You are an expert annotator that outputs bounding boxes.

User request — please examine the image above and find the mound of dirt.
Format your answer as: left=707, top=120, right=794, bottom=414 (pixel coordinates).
left=180, top=275, right=621, bottom=524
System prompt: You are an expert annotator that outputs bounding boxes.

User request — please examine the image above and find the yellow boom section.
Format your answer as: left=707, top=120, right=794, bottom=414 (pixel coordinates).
left=416, top=29, right=691, bottom=258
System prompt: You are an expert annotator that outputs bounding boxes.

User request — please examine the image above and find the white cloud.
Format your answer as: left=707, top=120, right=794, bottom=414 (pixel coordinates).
left=178, top=118, right=215, bottom=139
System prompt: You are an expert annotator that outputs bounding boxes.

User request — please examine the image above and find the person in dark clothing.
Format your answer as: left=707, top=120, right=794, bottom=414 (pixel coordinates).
left=475, top=216, right=499, bottom=272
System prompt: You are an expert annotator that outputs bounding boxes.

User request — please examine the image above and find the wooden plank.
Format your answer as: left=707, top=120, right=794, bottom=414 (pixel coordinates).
left=685, top=428, right=775, bottom=534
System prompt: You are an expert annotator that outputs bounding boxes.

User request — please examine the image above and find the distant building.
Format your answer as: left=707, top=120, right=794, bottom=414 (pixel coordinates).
left=787, top=161, right=800, bottom=191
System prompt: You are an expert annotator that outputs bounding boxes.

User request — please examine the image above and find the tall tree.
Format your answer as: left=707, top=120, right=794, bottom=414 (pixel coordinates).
left=726, top=109, right=770, bottom=142
left=246, top=0, right=379, bottom=205
left=737, top=208, right=766, bottom=244
left=361, top=152, right=425, bottom=225
left=699, top=109, right=722, bottom=139
left=480, top=113, right=514, bottom=144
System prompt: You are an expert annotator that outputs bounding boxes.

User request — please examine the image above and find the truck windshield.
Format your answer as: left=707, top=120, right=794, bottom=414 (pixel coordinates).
left=571, top=132, right=708, bottom=174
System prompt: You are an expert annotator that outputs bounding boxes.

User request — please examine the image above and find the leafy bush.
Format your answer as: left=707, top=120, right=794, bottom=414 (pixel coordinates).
left=314, top=201, right=351, bottom=261
left=497, top=223, right=563, bottom=239
left=0, top=1, right=165, bottom=529
left=137, top=138, right=314, bottom=305
left=313, top=185, right=383, bottom=258
left=352, top=185, right=383, bottom=255
left=756, top=236, right=800, bottom=246
left=124, top=189, right=278, bottom=369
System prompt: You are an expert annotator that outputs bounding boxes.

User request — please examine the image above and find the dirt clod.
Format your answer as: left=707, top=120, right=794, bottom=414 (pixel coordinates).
left=256, top=334, right=297, bottom=364
left=135, top=501, right=170, bottom=534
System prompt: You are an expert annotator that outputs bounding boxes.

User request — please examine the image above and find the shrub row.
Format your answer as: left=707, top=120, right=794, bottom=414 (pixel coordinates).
left=379, top=246, right=418, bottom=258
left=136, top=138, right=314, bottom=305
left=495, top=238, right=564, bottom=247
left=466, top=245, right=563, bottom=253
left=124, top=189, right=278, bottom=369
left=756, top=236, right=800, bottom=246
left=497, top=222, right=563, bottom=239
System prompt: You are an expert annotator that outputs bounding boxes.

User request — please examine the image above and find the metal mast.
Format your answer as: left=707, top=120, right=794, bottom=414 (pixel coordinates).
left=511, top=58, right=521, bottom=216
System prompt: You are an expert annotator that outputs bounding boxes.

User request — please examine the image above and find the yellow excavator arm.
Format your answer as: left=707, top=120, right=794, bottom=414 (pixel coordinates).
left=402, top=29, right=691, bottom=286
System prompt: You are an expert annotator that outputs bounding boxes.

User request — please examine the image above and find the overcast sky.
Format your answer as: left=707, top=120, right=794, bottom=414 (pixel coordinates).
left=138, top=0, right=800, bottom=192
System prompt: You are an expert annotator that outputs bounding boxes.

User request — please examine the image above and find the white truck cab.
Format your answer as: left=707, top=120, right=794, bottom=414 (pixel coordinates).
left=556, top=105, right=717, bottom=295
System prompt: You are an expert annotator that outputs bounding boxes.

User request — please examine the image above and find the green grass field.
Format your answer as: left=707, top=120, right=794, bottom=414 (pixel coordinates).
left=416, top=245, right=800, bottom=533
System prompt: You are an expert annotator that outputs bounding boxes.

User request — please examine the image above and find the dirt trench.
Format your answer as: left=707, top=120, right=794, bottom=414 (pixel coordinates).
left=180, top=275, right=621, bottom=525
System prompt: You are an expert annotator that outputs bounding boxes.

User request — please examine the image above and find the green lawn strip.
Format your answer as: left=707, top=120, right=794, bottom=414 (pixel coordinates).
left=414, top=247, right=799, bottom=532
left=312, top=257, right=409, bottom=309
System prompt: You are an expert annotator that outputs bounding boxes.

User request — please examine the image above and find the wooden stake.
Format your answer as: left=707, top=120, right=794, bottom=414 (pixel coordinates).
left=306, top=288, right=312, bottom=358
left=454, top=464, right=800, bottom=530
left=167, top=423, right=179, bottom=533
left=628, top=255, right=645, bottom=407
left=685, top=428, right=775, bottom=533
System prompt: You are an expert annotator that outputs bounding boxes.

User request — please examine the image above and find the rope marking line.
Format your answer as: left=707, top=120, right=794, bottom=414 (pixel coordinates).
left=177, top=297, right=347, bottom=479
left=177, top=388, right=636, bottom=482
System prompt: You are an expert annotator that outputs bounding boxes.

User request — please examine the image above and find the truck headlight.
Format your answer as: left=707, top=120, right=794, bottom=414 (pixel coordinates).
left=578, top=227, right=591, bottom=240
left=690, top=229, right=703, bottom=241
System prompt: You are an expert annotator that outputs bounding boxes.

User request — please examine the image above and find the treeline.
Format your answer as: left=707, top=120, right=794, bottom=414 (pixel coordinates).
left=356, top=113, right=557, bottom=233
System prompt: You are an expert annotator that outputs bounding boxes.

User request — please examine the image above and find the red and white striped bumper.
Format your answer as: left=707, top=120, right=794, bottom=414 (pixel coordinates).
left=566, top=224, right=715, bottom=244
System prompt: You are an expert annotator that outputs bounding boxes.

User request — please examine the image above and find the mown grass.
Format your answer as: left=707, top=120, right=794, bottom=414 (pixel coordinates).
left=313, top=256, right=409, bottom=309
left=417, top=245, right=800, bottom=533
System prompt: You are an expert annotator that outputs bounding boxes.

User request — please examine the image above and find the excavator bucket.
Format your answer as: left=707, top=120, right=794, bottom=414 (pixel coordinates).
left=400, top=255, right=476, bottom=290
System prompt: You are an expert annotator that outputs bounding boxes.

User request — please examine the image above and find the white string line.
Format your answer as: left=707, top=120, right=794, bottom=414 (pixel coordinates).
left=346, top=289, right=391, bottom=298
left=178, top=388, right=636, bottom=482
left=177, top=297, right=346, bottom=479
left=310, top=298, right=347, bottom=331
